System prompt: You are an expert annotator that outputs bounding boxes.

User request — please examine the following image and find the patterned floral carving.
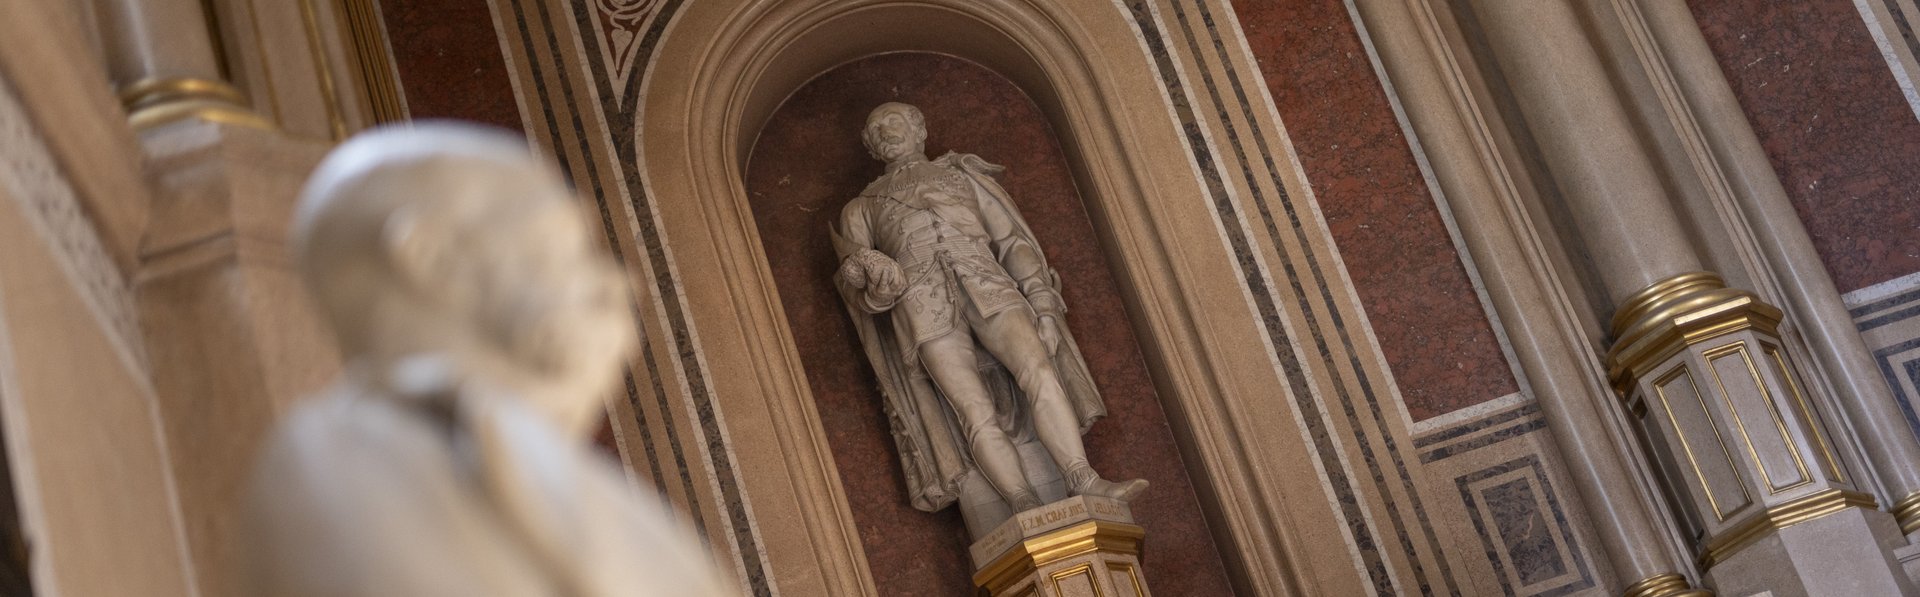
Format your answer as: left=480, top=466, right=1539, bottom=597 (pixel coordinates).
left=587, top=0, right=663, bottom=103
left=0, top=77, right=148, bottom=374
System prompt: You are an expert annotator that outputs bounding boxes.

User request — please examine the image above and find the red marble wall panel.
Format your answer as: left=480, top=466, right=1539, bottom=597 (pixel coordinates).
left=744, top=52, right=1233, bottom=596
left=1688, top=0, right=1920, bottom=293
left=1230, top=0, right=1518, bottom=420
left=380, top=0, right=523, bottom=131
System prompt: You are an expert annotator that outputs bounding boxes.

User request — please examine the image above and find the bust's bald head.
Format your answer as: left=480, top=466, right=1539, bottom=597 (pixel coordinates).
left=293, top=123, right=633, bottom=434
left=863, top=102, right=928, bottom=163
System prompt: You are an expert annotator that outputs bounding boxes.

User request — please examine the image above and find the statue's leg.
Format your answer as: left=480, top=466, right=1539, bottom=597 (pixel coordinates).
left=974, top=309, right=1148, bottom=502
left=919, top=330, right=1042, bottom=510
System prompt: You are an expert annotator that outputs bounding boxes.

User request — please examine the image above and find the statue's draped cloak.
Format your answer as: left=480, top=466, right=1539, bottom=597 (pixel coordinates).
left=830, top=152, right=1105, bottom=513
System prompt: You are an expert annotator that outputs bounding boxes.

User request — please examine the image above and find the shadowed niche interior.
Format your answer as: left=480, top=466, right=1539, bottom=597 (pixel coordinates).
left=742, top=52, right=1235, bottom=596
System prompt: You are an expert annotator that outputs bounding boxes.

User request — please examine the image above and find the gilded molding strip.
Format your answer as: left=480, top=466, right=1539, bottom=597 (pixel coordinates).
left=973, top=520, right=1145, bottom=596
left=294, top=0, right=349, bottom=139
left=1697, top=488, right=1879, bottom=569
left=1653, top=365, right=1751, bottom=521
left=1765, top=344, right=1846, bottom=482
left=117, top=76, right=273, bottom=131
left=336, top=0, right=407, bottom=123
left=1048, top=564, right=1101, bottom=596
left=1108, top=562, right=1143, bottom=595
left=1606, top=272, right=1784, bottom=393
left=1890, top=490, right=1920, bottom=534
left=1620, top=572, right=1711, bottom=597
left=1699, top=342, right=1812, bottom=494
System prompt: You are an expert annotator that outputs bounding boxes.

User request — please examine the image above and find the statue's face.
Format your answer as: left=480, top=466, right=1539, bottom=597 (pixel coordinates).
left=467, top=189, right=636, bottom=435
left=864, top=105, right=926, bottom=162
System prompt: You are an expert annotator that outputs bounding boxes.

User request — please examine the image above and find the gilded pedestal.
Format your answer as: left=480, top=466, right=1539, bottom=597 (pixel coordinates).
left=971, top=496, right=1149, bottom=597
left=1608, top=273, right=1915, bottom=595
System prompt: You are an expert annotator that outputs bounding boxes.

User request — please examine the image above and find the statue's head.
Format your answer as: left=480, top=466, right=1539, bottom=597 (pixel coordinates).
left=292, top=123, right=635, bottom=436
left=863, top=102, right=927, bottom=163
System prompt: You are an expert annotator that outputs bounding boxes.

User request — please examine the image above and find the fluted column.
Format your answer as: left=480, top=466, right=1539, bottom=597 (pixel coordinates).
left=88, top=0, right=269, bottom=130
left=1633, top=0, right=1920, bottom=540
left=1469, top=1, right=1913, bottom=595
left=1343, top=3, right=1707, bottom=595
left=1463, top=3, right=1707, bottom=595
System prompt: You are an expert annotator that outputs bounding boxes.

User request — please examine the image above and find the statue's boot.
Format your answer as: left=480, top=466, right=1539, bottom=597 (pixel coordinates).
left=1003, top=488, right=1044, bottom=512
left=1066, top=465, right=1149, bottom=503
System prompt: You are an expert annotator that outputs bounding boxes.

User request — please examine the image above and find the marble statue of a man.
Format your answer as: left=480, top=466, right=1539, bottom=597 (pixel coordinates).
left=246, top=123, right=733, bottom=597
left=832, top=103, right=1147, bottom=535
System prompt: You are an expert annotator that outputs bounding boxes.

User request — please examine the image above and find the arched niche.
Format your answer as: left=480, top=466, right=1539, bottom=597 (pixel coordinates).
left=639, top=1, right=1313, bottom=594
left=743, top=50, right=1232, bottom=596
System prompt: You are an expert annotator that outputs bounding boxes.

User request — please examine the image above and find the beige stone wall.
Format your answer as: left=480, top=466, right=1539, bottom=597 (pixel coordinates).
left=0, top=78, right=195, bottom=597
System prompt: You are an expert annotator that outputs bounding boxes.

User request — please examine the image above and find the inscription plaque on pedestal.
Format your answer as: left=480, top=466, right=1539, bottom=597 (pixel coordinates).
left=971, top=496, right=1150, bottom=597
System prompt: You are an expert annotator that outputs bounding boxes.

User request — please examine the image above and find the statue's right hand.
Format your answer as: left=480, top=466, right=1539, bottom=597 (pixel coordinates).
left=866, top=255, right=905, bottom=301
left=838, top=255, right=870, bottom=288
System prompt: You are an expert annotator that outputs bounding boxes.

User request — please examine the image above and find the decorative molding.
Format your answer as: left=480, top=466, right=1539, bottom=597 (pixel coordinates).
left=1619, top=573, right=1711, bottom=597
left=1697, top=488, right=1879, bottom=569
left=1415, top=398, right=1543, bottom=464
left=1454, top=455, right=1597, bottom=597
left=0, top=77, right=149, bottom=380
left=1844, top=272, right=1920, bottom=439
left=1851, top=0, right=1920, bottom=121
left=336, top=0, right=408, bottom=123
left=582, top=0, right=662, bottom=107
left=117, top=76, right=274, bottom=131
left=1344, top=0, right=1702, bottom=590
left=972, top=519, right=1146, bottom=596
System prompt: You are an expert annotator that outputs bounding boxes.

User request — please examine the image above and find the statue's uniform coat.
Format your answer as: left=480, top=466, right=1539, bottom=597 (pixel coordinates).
left=831, top=152, right=1105, bottom=513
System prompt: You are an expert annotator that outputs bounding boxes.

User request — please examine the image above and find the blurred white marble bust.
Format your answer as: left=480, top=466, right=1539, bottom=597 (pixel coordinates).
left=246, top=123, right=734, bottom=597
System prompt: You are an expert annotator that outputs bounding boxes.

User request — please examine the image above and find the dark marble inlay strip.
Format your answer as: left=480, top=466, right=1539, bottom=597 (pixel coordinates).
left=1859, top=298, right=1920, bottom=332
left=507, top=0, right=710, bottom=540
left=1878, top=0, right=1920, bottom=67
left=1414, top=401, right=1540, bottom=449
left=1456, top=456, right=1595, bottom=597
left=552, top=0, right=775, bottom=593
left=1847, top=286, right=1920, bottom=318
left=1175, top=0, right=1457, bottom=593
left=1123, top=1, right=1396, bottom=593
left=1419, top=417, right=1546, bottom=464
left=1873, top=337, right=1920, bottom=437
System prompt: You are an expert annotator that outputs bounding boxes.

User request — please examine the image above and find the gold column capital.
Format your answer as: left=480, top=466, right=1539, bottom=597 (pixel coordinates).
left=1605, top=272, right=1782, bottom=394
left=1621, top=572, right=1713, bottom=597
left=118, top=76, right=274, bottom=131
left=1889, top=490, right=1920, bottom=535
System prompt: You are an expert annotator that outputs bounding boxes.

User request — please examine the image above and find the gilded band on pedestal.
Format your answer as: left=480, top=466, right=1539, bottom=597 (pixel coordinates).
left=973, top=519, right=1146, bottom=596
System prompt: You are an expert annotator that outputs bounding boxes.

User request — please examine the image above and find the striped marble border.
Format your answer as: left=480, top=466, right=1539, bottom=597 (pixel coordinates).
left=487, top=0, right=777, bottom=593
left=1845, top=271, right=1920, bottom=438
left=1852, top=0, right=1920, bottom=121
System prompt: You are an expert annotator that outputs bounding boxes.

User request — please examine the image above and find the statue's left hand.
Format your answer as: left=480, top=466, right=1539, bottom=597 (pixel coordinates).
left=1037, top=315, right=1062, bottom=354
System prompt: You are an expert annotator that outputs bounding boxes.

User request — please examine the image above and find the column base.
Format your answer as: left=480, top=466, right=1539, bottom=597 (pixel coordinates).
left=1703, top=506, right=1916, bottom=596
left=1621, top=573, right=1713, bottom=597
left=971, top=495, right=1149, bottom=596
left=1894, top=541, right=1920, bottom=589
